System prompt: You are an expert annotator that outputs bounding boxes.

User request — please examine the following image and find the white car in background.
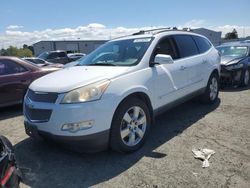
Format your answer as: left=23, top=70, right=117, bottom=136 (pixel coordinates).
left=23, top=28, right=220, bottom=153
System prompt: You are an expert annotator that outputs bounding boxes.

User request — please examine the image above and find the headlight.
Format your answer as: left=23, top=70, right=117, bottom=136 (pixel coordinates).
left=61, top=79, right=110, bottom=103
left=225, top=63, right=243, bottom=70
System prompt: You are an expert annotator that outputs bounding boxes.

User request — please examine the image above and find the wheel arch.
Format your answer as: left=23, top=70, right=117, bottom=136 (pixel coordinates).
left=112, top=91, right=155, bottom=127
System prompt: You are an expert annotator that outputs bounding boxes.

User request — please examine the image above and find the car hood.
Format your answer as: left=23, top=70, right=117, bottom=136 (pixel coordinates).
left=29, top=66, right=130, bottom=93
left=220, top=56, right=245, bottom=65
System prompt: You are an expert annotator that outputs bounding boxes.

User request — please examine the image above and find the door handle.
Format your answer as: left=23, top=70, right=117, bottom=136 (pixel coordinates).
left=180, top=66, right=187, bottom=70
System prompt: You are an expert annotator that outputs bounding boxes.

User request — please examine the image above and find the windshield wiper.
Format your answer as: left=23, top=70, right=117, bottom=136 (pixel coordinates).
left=88, top=63, right=116, bottom=66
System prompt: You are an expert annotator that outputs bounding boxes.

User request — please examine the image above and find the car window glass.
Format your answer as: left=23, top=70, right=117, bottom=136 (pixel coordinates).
left=35, top=59, right=45, bottom=64
left=78, top=38, right=153, bottom=66
left=48, top=53, right=58, bottom=59
left=58, top=52, right=66, bottom=58
left=153, top=37, right=179, bottom=60
left=174, top=35, right=199, bottom=58
left=0, top=60, right=27, bottom=76
left=193, top=36, right=211, bottom=53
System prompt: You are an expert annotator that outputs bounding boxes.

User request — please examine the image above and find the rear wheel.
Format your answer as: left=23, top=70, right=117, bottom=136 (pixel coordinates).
left=200, top=73, right=219, bottom=104
left=241, top=69, right=250, bottom=87
left=110, top=98, right=151, bottom=153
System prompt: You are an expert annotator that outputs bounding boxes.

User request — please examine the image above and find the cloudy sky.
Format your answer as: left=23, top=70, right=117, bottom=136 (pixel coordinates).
left=1, top=0, right=250, bottom=48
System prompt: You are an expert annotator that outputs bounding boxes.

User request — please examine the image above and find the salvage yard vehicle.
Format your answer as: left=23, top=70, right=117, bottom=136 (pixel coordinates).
left=0, top=135, right=21, bottom=188
left=23, top=28, right=220, bottom=153
left=67, top=53, right=86, bottom=61
left=38, top=51, right=83, bottom=65
left=0, top=56, right=61, bottom=108
left=216, top=41, right=250, bottom=87
left=23, top=57, right=64, bottom=68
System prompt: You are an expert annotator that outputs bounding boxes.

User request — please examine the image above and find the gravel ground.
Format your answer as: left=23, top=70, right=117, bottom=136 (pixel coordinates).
left=0, top=86, right=249, bottom=188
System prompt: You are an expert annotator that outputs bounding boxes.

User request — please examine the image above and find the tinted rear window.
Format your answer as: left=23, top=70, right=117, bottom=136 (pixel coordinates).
left=174, top=35, right=199, bottom=58
left=193, top=36, right=211, bottom=53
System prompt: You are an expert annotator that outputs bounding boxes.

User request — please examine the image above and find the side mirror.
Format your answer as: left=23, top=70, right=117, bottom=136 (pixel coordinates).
left=154, top=54, right=174, bottom=65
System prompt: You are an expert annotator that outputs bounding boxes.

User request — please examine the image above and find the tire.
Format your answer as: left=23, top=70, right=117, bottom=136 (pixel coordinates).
left=240, top=69, right=250, bottom=87
left=0, top=135, right=14, bottom=151
left=110, top=98, right=151, bottom=153
left=200, top=72, right=219, bottom=104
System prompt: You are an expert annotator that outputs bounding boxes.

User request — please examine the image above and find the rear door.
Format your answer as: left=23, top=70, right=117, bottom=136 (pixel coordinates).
left=174, top=35, right=203, bottom=89
left=0, top=59, right=30, bottom=106
left=192, top=35, right=213, bottom=81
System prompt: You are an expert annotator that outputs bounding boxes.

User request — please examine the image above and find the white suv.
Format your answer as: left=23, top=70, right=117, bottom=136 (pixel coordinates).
left=24, top=29, right=220, bottom=153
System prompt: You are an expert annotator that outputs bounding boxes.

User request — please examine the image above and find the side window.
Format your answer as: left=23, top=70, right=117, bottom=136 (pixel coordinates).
left=153, top=37, right=179, bottom=60
left=48, top=53, right=58, bottom=59
left=193, top=36, right=212, bottom=53
left=174, top=35, right=199, bottom=58
left=58, top=52, right=66, bottom=58
left=0, top=60, right=27, bottom=76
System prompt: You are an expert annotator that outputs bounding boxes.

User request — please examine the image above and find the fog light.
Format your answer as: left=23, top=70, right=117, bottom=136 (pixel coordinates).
left=61, top=120, right=94, bottom=133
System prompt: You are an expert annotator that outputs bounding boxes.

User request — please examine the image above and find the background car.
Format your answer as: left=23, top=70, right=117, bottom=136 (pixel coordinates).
left=67, top=53, right=86, bottom=61
left=216, top=41, right=250, bottom=87
left=23, top=57, right=64, bottom=68
left=0, top=135, right=21, bottom=188
left=38, top=51, right=85, bottom=64
left=0, top=56, right=61, bottom=108
left=38, top=51, right=70, bottom=64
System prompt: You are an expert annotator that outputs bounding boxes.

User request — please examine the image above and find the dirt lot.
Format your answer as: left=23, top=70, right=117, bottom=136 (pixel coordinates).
left=0, top=87, right=250, bottom=188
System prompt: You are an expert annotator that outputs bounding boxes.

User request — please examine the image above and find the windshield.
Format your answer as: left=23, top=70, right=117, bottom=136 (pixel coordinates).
left=38, top=52, right=49, bottom=59
left=217, top=46, right=248, bottom=57
left=78, top=38, right=153, bottom=66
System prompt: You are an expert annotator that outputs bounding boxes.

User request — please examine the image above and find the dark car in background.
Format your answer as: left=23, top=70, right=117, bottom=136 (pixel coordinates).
left=217, top=41, right=250, bottom=87
left=0, top=56, right=60, bottom=108
left=67, top=53, right=85, bottom=61
left=0, top=135, right=21, bottom=188
left=38, top=51, right=84, bottom=64
left=23, top=57, right=64, bottom=68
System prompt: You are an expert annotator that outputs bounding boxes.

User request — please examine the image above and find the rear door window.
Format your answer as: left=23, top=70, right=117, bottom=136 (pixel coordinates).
left=193, top=36, right=212, bottom=53
left=174, top=35, right=199, bottom=58
left=0, top=60, right=27, bottom=75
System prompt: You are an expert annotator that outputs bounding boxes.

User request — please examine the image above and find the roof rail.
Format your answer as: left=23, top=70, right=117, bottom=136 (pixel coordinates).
left=132, top=27, right=171, bottom=35
left=132, top=27, right=192, bottom=35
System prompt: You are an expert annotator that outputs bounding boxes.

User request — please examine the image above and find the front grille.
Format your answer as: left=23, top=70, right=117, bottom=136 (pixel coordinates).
left=25, top=104, right=52, bottom=122
left=27, top=89, right=58, bottom=103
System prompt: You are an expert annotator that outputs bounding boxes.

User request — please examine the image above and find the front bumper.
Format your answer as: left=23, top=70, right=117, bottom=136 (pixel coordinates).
left=24, top=121, right=110, bottom=152
left=220, top=65, right=243, bottom=86
left=23, top=91, right=117, bottom=152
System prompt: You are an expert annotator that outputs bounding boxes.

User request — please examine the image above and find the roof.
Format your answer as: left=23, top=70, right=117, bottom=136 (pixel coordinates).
left=112, top=27, right=211, bottom=41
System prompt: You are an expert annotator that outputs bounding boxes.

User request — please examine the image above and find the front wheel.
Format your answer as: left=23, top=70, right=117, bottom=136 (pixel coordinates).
left=110, top=98, right=151, bottom=153
left=200, top=73, right=219, bottom=104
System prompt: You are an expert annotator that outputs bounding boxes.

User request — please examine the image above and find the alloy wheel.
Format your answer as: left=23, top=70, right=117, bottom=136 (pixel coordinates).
left=209, top=77, right=218, bottom=101
left=120, top=106, right=147, bottom=147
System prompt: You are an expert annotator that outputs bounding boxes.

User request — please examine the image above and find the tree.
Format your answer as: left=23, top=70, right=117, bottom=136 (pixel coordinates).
left=0, top=46, right=33, bottom=57
left=23, top=44, right=34, bottom=55
left=225, top=29, right=238, bottom=39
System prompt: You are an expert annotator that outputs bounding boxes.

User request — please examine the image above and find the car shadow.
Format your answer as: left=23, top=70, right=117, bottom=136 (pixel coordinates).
left=14, top=99, right=220, bottom=188
left=220, top=85, right=250, bottom=92
left=0, top=104, right=23, bottom=121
